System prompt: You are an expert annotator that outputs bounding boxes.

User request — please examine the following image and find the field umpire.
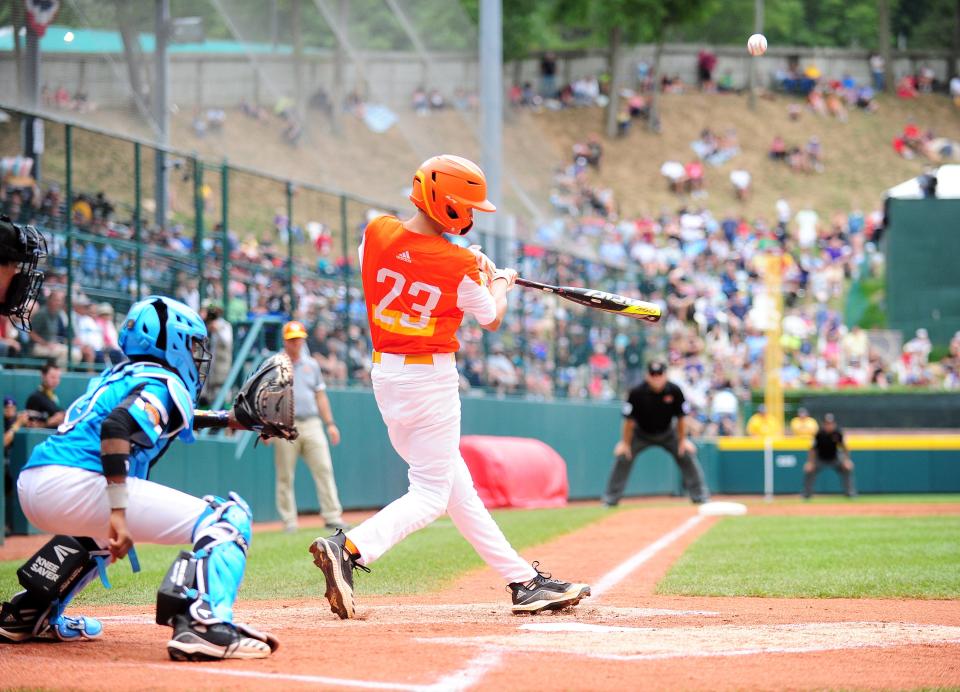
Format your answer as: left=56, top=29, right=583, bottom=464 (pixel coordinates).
left=803, top=413, right=856, bottom=498
left=603, top=361, right=711, bottom=505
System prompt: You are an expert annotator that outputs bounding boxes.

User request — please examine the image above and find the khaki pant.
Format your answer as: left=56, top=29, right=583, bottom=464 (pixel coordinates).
left=273, top=416, right=343, bottom=527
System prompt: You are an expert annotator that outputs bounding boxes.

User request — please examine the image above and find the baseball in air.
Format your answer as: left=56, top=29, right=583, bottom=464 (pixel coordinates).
left=747, top=33, right=768, bottom=56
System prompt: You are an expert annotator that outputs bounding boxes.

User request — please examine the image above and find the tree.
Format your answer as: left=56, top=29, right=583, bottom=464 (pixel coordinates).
left=878, top=0, right=893, bottom=93
left=553, top=0, right=714, bottom=136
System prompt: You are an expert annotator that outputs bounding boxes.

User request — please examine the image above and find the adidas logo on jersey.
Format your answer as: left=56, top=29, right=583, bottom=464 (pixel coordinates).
left=396, top=250, right=412, bottom=263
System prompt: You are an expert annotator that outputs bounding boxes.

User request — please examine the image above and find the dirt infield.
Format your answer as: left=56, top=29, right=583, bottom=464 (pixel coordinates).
left=2, top=499, right=959, bottom=691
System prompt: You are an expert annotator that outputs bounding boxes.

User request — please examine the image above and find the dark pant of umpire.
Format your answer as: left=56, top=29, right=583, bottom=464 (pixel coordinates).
left=603, top=427, right=711, bottom=505
left=803, top=457, right=856, bottom=498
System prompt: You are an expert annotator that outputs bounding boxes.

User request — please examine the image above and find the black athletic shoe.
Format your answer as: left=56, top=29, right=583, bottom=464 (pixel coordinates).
left=0, top=591, right=54, bottom=643
left=509, top=562, right=591, bottom=615
left=166, top=614, right=275, bottom=661
left=309, top=529, right=369, bottom=619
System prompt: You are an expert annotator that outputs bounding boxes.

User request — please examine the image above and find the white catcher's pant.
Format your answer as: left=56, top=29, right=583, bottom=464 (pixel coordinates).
left=347, top=353, right=537, bottom=585
left=18, top=465, right=207, bottom=546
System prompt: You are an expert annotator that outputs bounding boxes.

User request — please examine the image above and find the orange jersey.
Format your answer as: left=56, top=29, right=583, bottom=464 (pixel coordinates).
left=360, top=215, right=496, bottom=354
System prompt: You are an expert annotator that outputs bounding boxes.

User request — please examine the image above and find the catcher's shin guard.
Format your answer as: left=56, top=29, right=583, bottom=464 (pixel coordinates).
left=157, top=493, right=252, bottom=626
left=1, top=535, right=109, bottom=642
left=157, top=493, right=278, bottom=659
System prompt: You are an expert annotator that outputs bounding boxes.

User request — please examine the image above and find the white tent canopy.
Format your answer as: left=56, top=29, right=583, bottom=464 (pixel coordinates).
left=886, top=164, right=960, bottom=199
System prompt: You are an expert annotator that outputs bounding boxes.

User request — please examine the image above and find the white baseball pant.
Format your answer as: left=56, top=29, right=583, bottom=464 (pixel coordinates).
left=18, top=465, right=207, bottom=545
left=347, top=352, right=537, bottom=585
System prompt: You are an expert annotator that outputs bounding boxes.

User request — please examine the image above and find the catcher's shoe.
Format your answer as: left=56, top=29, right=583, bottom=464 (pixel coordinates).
left=310, top=529, right=369, bottom=620
left=0, top=595, right=46, bottom=642
left=509, top=562, right=591, bottom=615
left=0, top=606, right=102, bottom=643
left=167, top=614, right=278, bottom=661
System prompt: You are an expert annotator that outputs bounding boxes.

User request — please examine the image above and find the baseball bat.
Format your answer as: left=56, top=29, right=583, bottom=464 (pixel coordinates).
left=515, top=277, right=662, bottom=323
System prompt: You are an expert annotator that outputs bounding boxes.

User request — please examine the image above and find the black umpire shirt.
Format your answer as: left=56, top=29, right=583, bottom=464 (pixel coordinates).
left=813, top=428, right=844, bottom=462
left=622, top=381, right=689, bottom=436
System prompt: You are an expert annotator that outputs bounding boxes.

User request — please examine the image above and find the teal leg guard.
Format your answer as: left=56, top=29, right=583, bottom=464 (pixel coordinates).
left=157, top=493, right=252, bottom=627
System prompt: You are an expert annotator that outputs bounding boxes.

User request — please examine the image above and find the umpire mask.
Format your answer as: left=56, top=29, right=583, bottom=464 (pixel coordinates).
left=0, top=217, right=48, bottom=332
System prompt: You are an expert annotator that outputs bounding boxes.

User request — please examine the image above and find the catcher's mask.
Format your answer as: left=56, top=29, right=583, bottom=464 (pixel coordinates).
left=409, top=155, right=496, bottom=235
left=0, top=217, right=48, bottom=332
left=191, top=335, right=213, bottom=394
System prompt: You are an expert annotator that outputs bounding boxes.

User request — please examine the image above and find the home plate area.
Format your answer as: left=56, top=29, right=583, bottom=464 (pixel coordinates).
left=422, top=621, right=960, bottom=661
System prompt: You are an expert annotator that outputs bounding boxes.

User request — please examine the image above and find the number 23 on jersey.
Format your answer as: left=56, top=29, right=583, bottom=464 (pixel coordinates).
left=373, top=268, right=442, bottom=336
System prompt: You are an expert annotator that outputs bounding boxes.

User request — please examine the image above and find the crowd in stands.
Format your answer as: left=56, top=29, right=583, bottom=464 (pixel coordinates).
left=3, top=49, right=959, bottom=435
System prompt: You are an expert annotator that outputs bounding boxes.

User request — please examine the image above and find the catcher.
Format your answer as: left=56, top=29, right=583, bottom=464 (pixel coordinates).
left=0, top=216, right=48, bottom=331
left=0, top=296, right=297, bottom=661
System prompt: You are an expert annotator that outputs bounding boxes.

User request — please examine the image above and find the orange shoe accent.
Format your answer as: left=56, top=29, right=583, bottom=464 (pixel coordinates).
left=344, top=537, right=360, bottom=559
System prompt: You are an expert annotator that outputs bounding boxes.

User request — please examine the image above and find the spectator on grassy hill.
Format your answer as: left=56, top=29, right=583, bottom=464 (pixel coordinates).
left=805, top=137, right=824, bottom=172
left=869, top=54, right=885, bottom=91
left=616, top=108, right=632, bottom=137
left=685, top=161, right=705, bottom=197
left=808, top=88, right=828, bottom=116
left=896, top=75, right=918, bottom=99
left=540, top=52, right=557, bottom=98
left=697, top=49, right=717, bottom=90
left=626, top=91, right=648, bottom=119
left=729, top=169, right=751, bottom=201
left=825, top=89, right=848, bottom=121
left=661, top=161, right=686, bottom=194
left=769, top=135, right=787, bottom=160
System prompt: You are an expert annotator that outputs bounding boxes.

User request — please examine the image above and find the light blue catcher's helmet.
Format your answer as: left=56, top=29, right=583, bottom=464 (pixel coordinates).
left=119, top=296, right=212, bottom=398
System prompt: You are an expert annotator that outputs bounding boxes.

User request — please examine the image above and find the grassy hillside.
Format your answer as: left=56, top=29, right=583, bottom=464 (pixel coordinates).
left=2, top=91, right=957, bottom=243
left=535, top=91, right=960, bottom=220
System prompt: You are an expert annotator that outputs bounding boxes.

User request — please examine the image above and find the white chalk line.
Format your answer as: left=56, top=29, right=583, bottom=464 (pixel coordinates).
left=1, top=652, right=445, bottom=691
left=10, top=516, right=709, bottom=690
left=410, top=513, right=709, bottom=688
left=420, top=650, right=505, bottom=692
left=419, top=638, right=960, bottom=663
left=591, top=514, right=705, bottom=599
left=143, top=664, right=426, bottom=690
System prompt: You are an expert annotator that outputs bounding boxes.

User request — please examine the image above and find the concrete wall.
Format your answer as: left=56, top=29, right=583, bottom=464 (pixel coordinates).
left=0, top=45, right=955, bottom=110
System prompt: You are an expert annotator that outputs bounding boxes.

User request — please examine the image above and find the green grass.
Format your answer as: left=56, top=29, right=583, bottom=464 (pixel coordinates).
left=768, top=494, right=960, bottom=505
left=0, top=505, right=606, bottom=607
left=658, top=516, right=960, bottom=599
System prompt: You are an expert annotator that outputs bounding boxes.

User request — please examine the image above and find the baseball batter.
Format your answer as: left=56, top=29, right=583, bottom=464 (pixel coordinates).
left=311, top=155, right=590, bottom=617
left=0, top=296, right=279, bottom=661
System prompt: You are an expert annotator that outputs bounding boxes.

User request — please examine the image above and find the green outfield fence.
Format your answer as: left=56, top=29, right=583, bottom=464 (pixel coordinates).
left=6, top=386, right=960, bottom=541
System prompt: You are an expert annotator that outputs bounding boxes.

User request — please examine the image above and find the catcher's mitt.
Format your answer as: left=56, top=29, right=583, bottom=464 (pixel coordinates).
left=232, top=353, right=299, bottom=441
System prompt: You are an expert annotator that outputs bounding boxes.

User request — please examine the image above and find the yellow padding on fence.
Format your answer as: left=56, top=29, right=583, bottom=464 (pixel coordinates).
left=716, top=435, right=960, bottom=452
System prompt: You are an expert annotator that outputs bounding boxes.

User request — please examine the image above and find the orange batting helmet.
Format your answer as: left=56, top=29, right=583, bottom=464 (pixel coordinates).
left=409, top=155, right=496, bottom=235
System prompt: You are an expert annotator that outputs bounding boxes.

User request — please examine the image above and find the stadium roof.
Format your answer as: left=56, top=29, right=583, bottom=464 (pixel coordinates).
left=886, top=165, right=960, bottom=199
left=0, top=25, right=299, bottom=55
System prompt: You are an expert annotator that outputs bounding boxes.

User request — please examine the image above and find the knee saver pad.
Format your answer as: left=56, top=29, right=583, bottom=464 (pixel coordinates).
left=156, top=493, right=252, bottom=627
left=15, top=535, right=108, bottom=629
